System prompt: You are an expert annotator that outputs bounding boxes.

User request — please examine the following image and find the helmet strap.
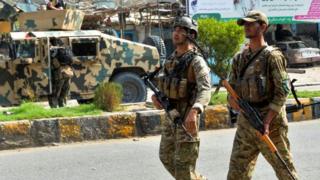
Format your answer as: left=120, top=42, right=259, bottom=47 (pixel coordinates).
left=186, top=29, right=196, bottom=40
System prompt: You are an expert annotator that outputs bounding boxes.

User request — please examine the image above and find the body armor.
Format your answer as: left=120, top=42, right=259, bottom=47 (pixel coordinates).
left=235, top=46, right=283, bottom=106
left=158, top=49, right=199, bottom=102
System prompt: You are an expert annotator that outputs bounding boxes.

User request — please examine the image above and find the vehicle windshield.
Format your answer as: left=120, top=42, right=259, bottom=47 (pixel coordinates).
left=72, top=39, right=98, bottom=57
left=288, top=42, right=307, bottom=49
left=16, top=41, right=36, bottom=58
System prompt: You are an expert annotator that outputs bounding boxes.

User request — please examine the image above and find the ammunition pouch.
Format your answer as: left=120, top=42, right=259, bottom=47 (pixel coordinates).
left=237, top=75, right=267, bottom=103
left=158, top=48, right=200, bottom=102
left=158, top=76, right=189, bottom=100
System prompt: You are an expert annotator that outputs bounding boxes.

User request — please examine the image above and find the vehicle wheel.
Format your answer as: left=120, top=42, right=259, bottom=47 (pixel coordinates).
left=112, top=72, right=147, bottom=103
left=77, top=98, right=93, bottom=104
left=143, top=35, right=167, bottom=65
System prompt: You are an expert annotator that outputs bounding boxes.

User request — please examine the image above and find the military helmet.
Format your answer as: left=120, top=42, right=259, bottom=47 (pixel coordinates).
left=173, top=16, right=198, bottom=38
left=50, top=37, right=64, bottom=46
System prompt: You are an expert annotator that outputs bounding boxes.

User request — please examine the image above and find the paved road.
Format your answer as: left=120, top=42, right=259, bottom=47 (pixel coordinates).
left=0, top=120, right=319, bottom=180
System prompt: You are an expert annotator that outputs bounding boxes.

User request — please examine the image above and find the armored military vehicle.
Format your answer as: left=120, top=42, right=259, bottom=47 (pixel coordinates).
left=0, top=9, right=160, bottom=106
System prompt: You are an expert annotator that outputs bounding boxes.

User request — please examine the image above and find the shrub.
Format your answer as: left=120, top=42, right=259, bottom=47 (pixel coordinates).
left=94, top=82, right=123, bottom=111
left=198, top=18, right=244, bottom=95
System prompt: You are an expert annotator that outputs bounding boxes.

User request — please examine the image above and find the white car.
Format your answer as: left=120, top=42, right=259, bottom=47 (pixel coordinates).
left=275, top=41, right=320, bottom=66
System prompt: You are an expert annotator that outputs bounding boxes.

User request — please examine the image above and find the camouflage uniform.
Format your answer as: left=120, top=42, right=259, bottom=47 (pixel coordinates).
left=227, top=45, right=299, bottom=180
left=49, top=44, right=73, bottom=108
left=158, top=48, right=211, bottom=180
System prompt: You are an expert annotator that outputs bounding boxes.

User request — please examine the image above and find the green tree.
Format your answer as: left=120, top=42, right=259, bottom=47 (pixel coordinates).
left=197, top=18, right=245, bottom=94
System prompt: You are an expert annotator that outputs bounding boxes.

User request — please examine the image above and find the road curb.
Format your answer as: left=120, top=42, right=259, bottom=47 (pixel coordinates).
left=135, top=110, right=165, bottom=136
left=204, top=105, right=230, bottom=129
left=0, top=120, right=32, bottom=150
left=0, top=100, right=318, bottom=150
left=286, top=98, right=313, bottom=122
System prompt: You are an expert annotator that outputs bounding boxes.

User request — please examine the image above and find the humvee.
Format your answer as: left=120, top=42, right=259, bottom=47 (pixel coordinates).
left=0, top=10, right=160, bottom=106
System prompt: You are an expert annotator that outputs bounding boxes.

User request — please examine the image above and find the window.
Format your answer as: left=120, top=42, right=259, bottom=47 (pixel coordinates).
left=288, top=42, right=307, bottom=49
left=276, top=43, right=287, bottom=51
left=72, top=39, right=97, bottom=57
left=15, top=41, right=36, bottom=58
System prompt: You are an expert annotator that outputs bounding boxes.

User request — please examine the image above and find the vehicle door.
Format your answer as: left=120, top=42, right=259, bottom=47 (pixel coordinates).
left=0, top=39, right=16, bottom=106
left=12, top=37, right=52, bottom=101
left=69, top=36, right=102, bottom=100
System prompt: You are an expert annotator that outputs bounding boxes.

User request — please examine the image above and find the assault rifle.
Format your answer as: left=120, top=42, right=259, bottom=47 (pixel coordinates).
left=141, top=68, right=193, bottom=139
left=286, top=79, right=320, bottom=113
left=221, top=79, right=297, bottom=180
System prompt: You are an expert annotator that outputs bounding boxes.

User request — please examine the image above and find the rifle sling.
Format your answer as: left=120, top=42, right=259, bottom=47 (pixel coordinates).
left=289, top=79, right=302, bottom=106
left=240, top=46, right=267, bottom=78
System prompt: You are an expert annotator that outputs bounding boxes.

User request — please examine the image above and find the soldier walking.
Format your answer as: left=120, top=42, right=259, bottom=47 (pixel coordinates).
left=49, top=37, right=74, bottom=108
left=227, top=10, right=299, bottom=180
left=152, top=16, right=211, bottom=180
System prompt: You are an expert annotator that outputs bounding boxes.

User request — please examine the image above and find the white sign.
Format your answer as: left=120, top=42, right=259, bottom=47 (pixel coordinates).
left=188, top=0, right=320, bottom=23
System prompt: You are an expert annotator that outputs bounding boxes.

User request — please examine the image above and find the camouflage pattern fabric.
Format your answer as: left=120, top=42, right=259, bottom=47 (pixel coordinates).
left=0, top=30, right=160, bottom=106
left=229, top=46, right=290, bottom=113
left=159, top=49, right=210, bottom=180
left=49, top=66, right=71, bottom=108
left=18, top=10, right=84, bottom=31
left=227, top=46, right=299, bottom=180
left=160, top=115, right=204, bottom=180
left=227, top=110, right=298, bottom=180
left=49, top=44, right=73, bottom=108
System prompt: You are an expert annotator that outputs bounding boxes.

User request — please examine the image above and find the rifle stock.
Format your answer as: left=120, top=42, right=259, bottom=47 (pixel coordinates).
left=221, top=79, right=296, bottom=180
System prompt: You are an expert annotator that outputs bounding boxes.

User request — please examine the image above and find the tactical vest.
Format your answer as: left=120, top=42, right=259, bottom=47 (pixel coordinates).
left=158, top=50, right=198, bottom=101
left=235, top=46, right=284, bottom=106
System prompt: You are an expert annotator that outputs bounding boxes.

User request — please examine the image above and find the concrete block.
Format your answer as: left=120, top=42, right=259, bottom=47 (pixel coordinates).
left=58, top=118, right=82, bottom=142
left=312, top=97, right=320, bottom=119
left=204, top=105, right=230, bottom=129
left=135, top=110, right=164, bottom=136
left=104, top=112, right=136, bottom=138
left=31, top=119, right=59, bottom=146
left=79, top=116, right=108, bottom=140
left=0, top=120, right=32, bottom=149
left=286, top=98, right=313, bottom=122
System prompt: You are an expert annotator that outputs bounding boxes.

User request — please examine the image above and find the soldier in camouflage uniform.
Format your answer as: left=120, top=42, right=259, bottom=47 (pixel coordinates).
left=227, top=10, right=299, bottom=180
left=49, top=37, right=74, bottom=108
left=152, top=16, right=211, bottom=180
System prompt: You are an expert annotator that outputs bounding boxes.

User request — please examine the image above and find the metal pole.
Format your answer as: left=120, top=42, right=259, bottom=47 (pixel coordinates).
left=47, top=37, right=52, bottom=94
left=157, top=0, right=163, bottom=39
left=186, top=0, right=189, bottom=16
left=120, top=0, right=124, bottom=39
